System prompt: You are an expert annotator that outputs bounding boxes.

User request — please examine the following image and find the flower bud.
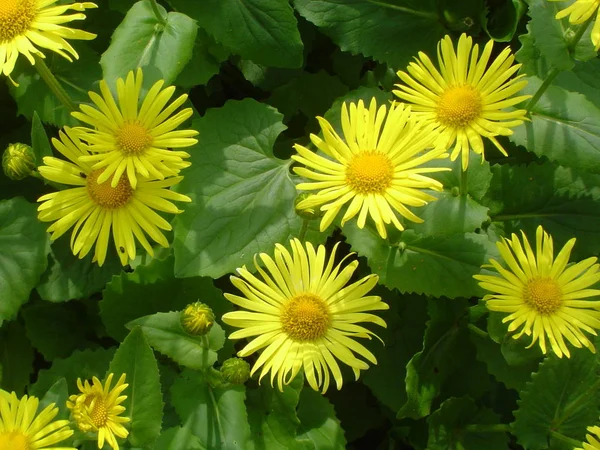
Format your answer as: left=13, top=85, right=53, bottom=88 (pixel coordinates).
left=2, top=143, right=35, bottom=180
left=181, top=302, right=215, bottom=336
left=294, top=193, right=323, bottom=220
left=220, top=358, right=251, bottom=385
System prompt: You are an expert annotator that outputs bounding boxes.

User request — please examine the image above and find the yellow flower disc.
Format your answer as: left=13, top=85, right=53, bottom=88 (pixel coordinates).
left=523, top=278, right=562, bottom=314
left=117, top=121, right=154, bottom=155
left=87, top=170, right=134, bottom=209
left=0, top=0, right=36, bottom=43
left=281, top=293, right=331, bottom=341
left=436, top=86, right=482, bottom=128
left=345, top=151, right=394, bottom=195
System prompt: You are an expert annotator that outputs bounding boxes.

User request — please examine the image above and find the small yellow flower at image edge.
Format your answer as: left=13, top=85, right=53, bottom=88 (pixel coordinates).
left=394, top=33, right=531, bottom=170
left=292, top=98, right=449, bottom=239
left=72, top=68, right=199, bottom=189
left=0, top=390, right=75, bottom=450
left=549, top=0, right=600, bottom=51
left=576, top=425, right=600, bottom=450
left=67, top=373, right=130, bottom=450
left=222, top=238, right=389, bottom=394
left=0, top=0, right=97, bottom=83
left=474, top=225, right=600, bottom=358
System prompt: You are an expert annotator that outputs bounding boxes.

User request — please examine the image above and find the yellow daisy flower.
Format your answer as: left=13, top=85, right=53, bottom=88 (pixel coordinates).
left=67, top=373, right=130, bottom=450
left=0, top=390, right=75, bottom=450
left=292, top=98, right=448, bottom=239
left=550, top=0, right=600, bottom=51
left=222, top=238, right=389, bottom=394
left=37, top=127, right=191, bottom=266
left=576, top=425, right=600, bottom=450
left=72, top=68, right=198, bottom=189
left=393, top=33, right=530, bottom=170
left=0, top=0, right=97, bottom=82
left=474, top=226, right=600, bottom=358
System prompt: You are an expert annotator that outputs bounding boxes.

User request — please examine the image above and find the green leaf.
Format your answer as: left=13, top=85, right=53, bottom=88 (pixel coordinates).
left=398, top=298, right=470, bottom=420
left=155, top=421, right=204, bottom=450
left=293, top=0, right=446, bottom=69
left=510, top=77, right=600, bottom=174
left=363, top=290, right=428, bottom=412
left=22, top=301, right=93, bottom=360
left=109, top=327, right=164, bottom=447
left=296, top=388, right=346, bottom=449
left=427, top=397, right=509, bottom=450
left=173, top=99, right=302, bottom=279
left=0, top=197, right=49, bottom=322
left=39, top=378, right=69, bottom=421
left=482, top=162, right=600, bottom=260
left=30, top=112, right=52, bottom=165
left=0, top=321, right=34, bottom=395
left=482, top=0, right=526, bottom=42
left=37, top=237, right=122, bottom=302
left=513, top=350, right=600, bottom=450
left=247, top=374, right=304, bottom=450
left=171, top=369, right=251, bottom=449
left=428, top=150, right=493, bottom=201
left=174, top=28, right=229, bottom=88
left=100, top=0, right=197, bottom=87
left=169, top=0, right=303, bottom=68
left=127, top=311, right=225, bottom=370
left=10, top=44, right=102, bottom=127
left=100, top=256, right=224, bottom=341
left=344, top=225, right=497, bottom=298
left=554, top=59, right=600, bottom=110
left=29, top=347, right=115, bottom=398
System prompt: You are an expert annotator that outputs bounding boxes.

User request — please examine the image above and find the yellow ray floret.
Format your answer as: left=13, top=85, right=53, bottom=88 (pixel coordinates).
left=0, top=0, right=97, bottom=82
left=474, top=225, right=600, bottom=358
left=72, top=68, right=199, bottom=189
left=394, top=33, right=531, bottom=170
left=37, top=127, right=191, bottom=266
left=223, top=238, right=389, bottom=394
left=292, top=98, right=449, bottom=239
left=550, top=0, right=600, bottom=51
left=576, top=425, right=600, bottom=450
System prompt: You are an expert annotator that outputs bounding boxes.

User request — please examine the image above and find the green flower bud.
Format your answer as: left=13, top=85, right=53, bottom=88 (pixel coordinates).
left=2, top=143, right=35, bottom=180
left=181, top=302, right=215, bottom=336
left=294, top=193, right=323, bottom=220
left=220, top=357, right=251, bottom=385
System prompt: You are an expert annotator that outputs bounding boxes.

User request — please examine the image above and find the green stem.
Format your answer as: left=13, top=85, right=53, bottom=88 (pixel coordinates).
left=366, top=0, right=438, bottom=20
left=464, top=423, right=511, bottom=433
left=467, top=323, right=489, bottom=339
left=202, top=334, right=210, bottom=349
left=526, top=18, right=593, bottom=112
left=33, top=55, right=76, bottom=112
left=550, top=430, right=583, bottom=448
left=149, top=0, right=167, bottom=25
left=459, top=166, right=468, bottom=196
left=298, top=219, right=309, bottom=242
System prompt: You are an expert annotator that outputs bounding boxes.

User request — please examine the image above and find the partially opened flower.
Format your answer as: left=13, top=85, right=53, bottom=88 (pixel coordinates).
left=37, top=127, right=191, bottom=266
left=474, top=226, right=600, bottom=358
left=576, top=425, right=600, bottom=450
left=292, top=98, right=448, bottom=239
left=72, top=68, right=198, bottom=189
left=394, top=33, right=530, bottom=170
left=550, top=0, right=600, bottom=51
left=0, top=390, right=75, bottom=449
left=223, top=239, right=389, bottom=394
left=0, top=0, right=97, bottom=82
left=67, top=373, right=129, bottom=450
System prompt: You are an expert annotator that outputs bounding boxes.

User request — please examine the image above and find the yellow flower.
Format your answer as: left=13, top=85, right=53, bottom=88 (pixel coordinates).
left=394, top=33, right=530, bottom=170
left=67, top=373, right=130, bottom=450
left=37, top=127, right=191, bottom=266
left=181, top=302, right=215, bottom=336
left=550, top=0, right=600, bottom=51
left=0, top=390, right=75, bottom=450
left=576, top=425, right=600, bottom=450
left=222, top=239, right=389, bottom=394
left=474, top=226, right=600, bottom=358
left=292, top=98, right=448, bottom=239
left=0, top=0, right=97, bottom=82
left=72, top=68, right=198, bottom=189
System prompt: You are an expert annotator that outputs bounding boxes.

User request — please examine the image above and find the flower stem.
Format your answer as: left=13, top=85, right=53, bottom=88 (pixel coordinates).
left=149, top=0, right=167, bottom=25
left=33, top=55, right=76, bottom=112
left=467, top=323, right=489, bottom=339
left=526, top=18, right=593, bottom=112
left=550, top=430, right=582, bottom=447
left=298, top=218, right=309, bottom=242
left=459, top=166, right=468, bottom=196
left=464, top=423, right=511, bottom=433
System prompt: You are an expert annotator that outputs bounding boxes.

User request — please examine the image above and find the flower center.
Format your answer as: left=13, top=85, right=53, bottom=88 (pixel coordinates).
left=116, top=121, right=153, bottom=155
left=345, top=151, right=393, bottom=195
left=89, top=396, right=109, bottom=428
left=0, top=431, right=29, bottom=450
left=437, top=85, right=482, bottom=127
left=0, top=0, right=36, bottom=43
left=280, top=293, right=330, bottom=342
left=523, top=278, right=563, bottom=315
left=87, top=169, right=134, bottom=209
